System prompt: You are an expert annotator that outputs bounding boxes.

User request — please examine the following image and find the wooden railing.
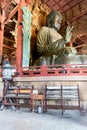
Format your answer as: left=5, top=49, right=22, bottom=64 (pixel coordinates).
left=0, top=64, right=87, bottom=77
left=15, top=64, right=87, bottom=77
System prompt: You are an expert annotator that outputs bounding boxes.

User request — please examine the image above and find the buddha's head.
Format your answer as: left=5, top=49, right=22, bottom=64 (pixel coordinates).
left=46, top=10, right=62, bottom=31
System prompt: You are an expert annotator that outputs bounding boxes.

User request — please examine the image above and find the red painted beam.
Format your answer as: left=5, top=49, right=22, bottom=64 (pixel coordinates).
left=16, top=0, right=26, bottom=68
left=14, top=64, right=87, bottom=77
left=75, top=43, right=86, bottom=48
left=0, top=29, right=4, bottom=55
left=4, top=37, right=15, bottom=44
left=0, top=9, right=5, bottom=56
left=0, top=14, right=2, bottom=23
left=3, top=44, right=16, bottom=50
left=2, top=0, right=13, bottom=10
left=26, top=0, right=32, bottom=4
left=4, top=5, right=18, bottom=25
left=14, top=0, right=20, bottom=4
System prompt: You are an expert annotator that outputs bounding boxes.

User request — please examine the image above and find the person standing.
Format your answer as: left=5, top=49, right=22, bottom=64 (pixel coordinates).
left=0, top=55, right=13, bottom=110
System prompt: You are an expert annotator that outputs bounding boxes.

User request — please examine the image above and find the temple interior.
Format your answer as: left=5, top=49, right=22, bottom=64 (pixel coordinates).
left=0, top=1, right=87, bottom=128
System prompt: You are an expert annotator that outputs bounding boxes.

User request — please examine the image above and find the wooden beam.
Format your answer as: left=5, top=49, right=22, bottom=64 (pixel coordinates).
left=75, top=44, right=86, bottom=48
left=4, top=5, right=18, bottom=25
left=26, top=0, right=31, bottom=4
left=0, top=14, right=2, bottom=23
left=2, top=0, right=13, bottom=10
left=3, top=44, right=16, bottom=50
left=62, top=0, right=84, bottom=14
left=0, top=30, right=4, bottom=55
left=14, top=0, right=20, bottom=4
left=69, top=10, right=87, bottom=23
left=4, top=37, right=15, bottom=44
left=0, top=10, right=5, bottom=56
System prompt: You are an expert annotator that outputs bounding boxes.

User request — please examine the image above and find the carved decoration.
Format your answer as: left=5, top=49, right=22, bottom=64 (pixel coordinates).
left=22, top=6, right=32, bottom=67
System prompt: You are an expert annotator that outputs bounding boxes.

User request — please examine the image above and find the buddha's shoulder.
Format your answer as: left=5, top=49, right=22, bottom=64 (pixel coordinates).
left=40, top=26, right=49, bottom=32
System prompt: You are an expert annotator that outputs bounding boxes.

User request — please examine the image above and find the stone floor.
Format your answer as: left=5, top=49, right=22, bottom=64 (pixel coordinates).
left=0, top=108, right=87, bottom=130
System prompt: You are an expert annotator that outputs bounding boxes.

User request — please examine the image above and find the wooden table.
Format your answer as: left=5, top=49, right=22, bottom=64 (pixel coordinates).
left=30, top=94, right=45, bottom=112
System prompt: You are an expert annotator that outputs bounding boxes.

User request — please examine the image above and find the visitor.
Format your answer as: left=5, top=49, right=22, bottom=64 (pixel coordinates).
left=0, top=55, right=13, bottom=110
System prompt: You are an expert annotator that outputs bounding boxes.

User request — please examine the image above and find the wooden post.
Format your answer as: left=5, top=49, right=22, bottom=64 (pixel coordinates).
left=16, top=0, right=26, bottom=68
left=0, top=10, right=5, bottom=57
left=0, top=29, right=4, bottom=56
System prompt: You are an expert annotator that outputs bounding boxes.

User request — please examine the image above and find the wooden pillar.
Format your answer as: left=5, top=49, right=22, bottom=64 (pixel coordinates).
left=16, top=0, right=32, bottom=68
left=16, top=0, right=26, bottom=68
left=0, top=29, right=4, bottom=56
left=0, top=10, right=5, bottom=57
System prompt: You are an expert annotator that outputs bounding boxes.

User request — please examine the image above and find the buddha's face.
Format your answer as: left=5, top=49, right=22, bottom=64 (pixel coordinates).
left=46, top=11, right=62, bottom=31
left=52, top=15, right=62, bottom=31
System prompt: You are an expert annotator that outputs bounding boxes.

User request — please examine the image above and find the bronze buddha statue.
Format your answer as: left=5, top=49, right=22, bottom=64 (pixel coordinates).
left=33, top=10, right=86, bottom=65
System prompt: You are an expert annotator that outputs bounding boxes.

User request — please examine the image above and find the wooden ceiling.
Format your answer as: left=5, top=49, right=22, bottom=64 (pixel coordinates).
left=44, top=0, right=86, bottom=13
left=43, top=0, right=87, bottom=22
left=0, top=0, right=87, bottom=54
